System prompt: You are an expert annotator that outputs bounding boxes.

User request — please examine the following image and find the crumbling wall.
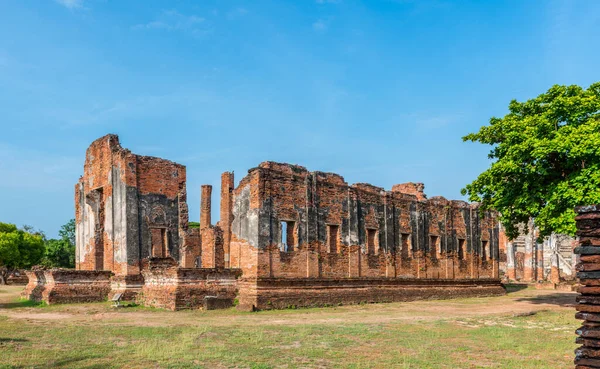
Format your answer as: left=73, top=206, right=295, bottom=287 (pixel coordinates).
left=499, top=223, right=576, bottom=283
left=22, top=269, right=112, bottom=304
left=138, top=258, right=241, bottom=310
left=75, top=134, right=195, bottom=280
left=228, top=161, right=503, bottom=310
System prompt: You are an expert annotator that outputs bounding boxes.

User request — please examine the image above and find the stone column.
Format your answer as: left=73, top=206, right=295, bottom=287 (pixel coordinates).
left=506, top=241, right=516, bottom=281
left=574, top=205, right=600, bottom=368
left=536, top=235, right=544, bottom=281
left=550, top=234, right=561, bottom=284
left=523, top=219, right=535, bottom=282
left=200, top=185, right=212, bottom=229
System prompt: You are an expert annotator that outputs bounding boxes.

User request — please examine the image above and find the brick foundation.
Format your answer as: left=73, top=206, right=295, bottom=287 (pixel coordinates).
left=238, top=277, right=505, bottom=311
left=138, top=258, right=241, bottom=310
left=22, top=269, right=112, bottom=304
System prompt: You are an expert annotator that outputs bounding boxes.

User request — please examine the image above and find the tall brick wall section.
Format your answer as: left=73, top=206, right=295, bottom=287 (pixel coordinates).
left=75, top=135, right=199, bottom=281
left=229, top=161, right=503, bottom=310
left=574, top=205, right=600, bottom=368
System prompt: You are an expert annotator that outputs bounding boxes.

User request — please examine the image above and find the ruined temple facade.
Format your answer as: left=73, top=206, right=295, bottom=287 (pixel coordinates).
left=74, top=134, right=200, bottom=296
left=64, top=135, right=504, bottom=310
left=499, top=221, right=577, bottom=285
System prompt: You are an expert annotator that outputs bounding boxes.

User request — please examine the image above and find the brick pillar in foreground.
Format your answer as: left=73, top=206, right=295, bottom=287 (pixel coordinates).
left=574, top=205, right=600, bottom=368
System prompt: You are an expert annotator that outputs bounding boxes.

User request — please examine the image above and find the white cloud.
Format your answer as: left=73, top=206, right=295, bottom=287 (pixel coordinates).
left=312, top=19, right=328, bottom=32
left=132, top=10, right=207, bottom=36
left=316, top=0, right=342, bottom=4
left=55, top=0, right=83, bottom=9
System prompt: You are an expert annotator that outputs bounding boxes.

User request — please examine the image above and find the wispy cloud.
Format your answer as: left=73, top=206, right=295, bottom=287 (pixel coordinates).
left=227, top=7, right=248, bottom=20
left=312, top=19, right=328, bottom=32
left=132, top=10, right=208, bottom=37
left=55, top=0, right=83, bottom=9
left=316, top=0, right=342, bottom=4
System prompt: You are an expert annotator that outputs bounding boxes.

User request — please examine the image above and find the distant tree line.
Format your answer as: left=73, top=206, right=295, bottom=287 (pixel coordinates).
left=0, top=219, right=75, bottom=284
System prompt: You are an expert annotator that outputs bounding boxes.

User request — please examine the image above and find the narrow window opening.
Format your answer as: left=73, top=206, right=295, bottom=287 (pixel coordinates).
left=401, top=233, right=411, bottom=259
left=458, top=239, right=466, bottom=260
left=367, top=228, right=378, bottom=255
left=327, top=225, right=339, bottom=253
left=280, top=221, right=295, bottom=252
left=280, top=222, right=287, bottom=252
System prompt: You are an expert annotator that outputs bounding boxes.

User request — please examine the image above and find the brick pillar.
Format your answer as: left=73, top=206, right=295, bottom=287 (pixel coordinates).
left=506, top=241, right=516, bottom=280
left=220, top=172, right=234, bottom=268
left=574, top=205, right=600, bottom=368
left=200, top=185, right=212, bottom=229
left=523, top=219, right=535, bottom=282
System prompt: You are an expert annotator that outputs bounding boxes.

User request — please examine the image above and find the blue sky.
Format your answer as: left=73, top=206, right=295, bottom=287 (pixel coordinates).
left=1, top=0, right=599, bottom=238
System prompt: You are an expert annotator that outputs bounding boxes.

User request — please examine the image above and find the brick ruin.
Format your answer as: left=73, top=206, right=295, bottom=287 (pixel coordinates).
left=24, top=134, right=505, bottom=310
left=574, top=205, right=600, bottom=368
left=500, top=222, right=577, bottom=287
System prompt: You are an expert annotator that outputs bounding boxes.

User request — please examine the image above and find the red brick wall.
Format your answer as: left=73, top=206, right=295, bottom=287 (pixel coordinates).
left=228, top=161, right=501, bottom=283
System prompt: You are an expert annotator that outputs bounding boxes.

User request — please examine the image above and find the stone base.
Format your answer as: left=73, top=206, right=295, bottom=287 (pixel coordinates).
left=110, top=274, right=145, bottom=301
left=238, top=277, right=506, bottom=311
left=22, top=269, right=112, bottom=304
left=138, top=258, right=242, bottom=310
left=535, top=280, right=578, bottom=291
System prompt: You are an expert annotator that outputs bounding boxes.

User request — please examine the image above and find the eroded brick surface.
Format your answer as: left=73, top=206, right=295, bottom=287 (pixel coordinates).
left=227, top=161, right=504, bottom=310
left=138, top=258, right=240, bottom=311
left=575, top=205, right=600, bottom=368
left=61, top=136, right=507, bottom=311
left=22, top=269, right=112, bottom=304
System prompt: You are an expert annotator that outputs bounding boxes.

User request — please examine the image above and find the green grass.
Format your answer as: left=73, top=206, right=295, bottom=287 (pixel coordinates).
left=0, top=285, right=579, bottom=369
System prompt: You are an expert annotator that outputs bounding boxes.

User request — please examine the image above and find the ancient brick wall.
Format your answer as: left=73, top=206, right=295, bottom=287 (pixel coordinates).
left=229, top=161, right=500, bottom=281
left=499, top=223, right=576, bottom=283
left=22, top=269, right=112, bottom=304
left=228, top=162, right=503, bottom=310
left=239, top=278, right=505, bottom=311
left=75, top=135, right=196, bottom=279
left=138, top=258, right=241, bottom=310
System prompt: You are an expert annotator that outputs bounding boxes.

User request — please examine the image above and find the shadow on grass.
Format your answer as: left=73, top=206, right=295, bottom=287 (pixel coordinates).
left=1, top=355, right=110, bottom=369
left=515, top=293, right=576, bottom=307
left=0, top=299, right=47, bottom=309
left=0, top=337, right=28, bottom=343
left=504, top=283, right=530, bottom=293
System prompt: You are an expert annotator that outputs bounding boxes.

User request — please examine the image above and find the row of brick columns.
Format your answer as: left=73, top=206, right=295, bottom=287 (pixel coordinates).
left=505, top=220, right=562, bottom=284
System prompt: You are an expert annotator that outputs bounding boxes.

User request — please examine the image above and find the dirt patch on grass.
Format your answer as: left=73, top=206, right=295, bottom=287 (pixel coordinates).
left=0, top=285, right=576, bottom=329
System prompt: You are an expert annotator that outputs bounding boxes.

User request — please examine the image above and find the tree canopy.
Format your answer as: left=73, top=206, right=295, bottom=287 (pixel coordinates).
left=41, top=219, right=76, bottom=269
left=462, top=82, right=600, bottom=240
left=0, top=222, right=45, bottom=284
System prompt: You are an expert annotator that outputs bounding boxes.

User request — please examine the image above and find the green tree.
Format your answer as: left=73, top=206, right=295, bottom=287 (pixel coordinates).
left=41, top=219, right=76, bottom=268
left=462, top=82, right=600, bottom=240
left=0, top=222, right=45, bottom=284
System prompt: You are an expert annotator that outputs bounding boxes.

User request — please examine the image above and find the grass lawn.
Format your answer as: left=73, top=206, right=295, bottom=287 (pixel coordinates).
left=0, top=285, right=578, bottom=369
